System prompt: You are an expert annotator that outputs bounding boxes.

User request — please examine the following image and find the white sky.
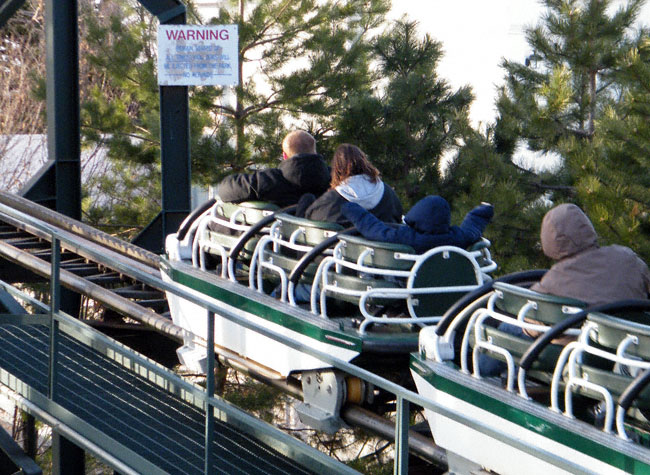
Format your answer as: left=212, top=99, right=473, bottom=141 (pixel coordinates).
left=390, top=0, right=650, bottom=127
left=389, top=0, right=544, bottom=127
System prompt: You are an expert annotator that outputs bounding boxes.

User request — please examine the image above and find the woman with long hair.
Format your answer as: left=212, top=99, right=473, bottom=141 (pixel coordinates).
left=299, top=144, right=403, bottom=225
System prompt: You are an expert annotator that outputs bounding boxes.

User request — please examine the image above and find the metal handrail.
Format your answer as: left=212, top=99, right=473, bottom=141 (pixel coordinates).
left=0, top=201, right=597, bottom=474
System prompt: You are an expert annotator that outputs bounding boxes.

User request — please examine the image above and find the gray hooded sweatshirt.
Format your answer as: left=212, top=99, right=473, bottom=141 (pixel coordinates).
left=531, top=203, right=650, bottom=305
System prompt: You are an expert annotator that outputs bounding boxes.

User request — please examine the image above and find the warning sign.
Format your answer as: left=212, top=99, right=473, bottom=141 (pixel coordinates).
left=158, top=25, right=239, bottom=86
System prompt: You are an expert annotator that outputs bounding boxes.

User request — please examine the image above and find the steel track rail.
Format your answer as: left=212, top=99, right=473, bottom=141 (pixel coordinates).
left=0, top=191, right=160, bottom=269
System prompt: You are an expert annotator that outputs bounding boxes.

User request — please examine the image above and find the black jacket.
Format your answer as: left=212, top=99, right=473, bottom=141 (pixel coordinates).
left=300, top=181, right=403, bottom=226
left=216, top=153, right=330, bottom=206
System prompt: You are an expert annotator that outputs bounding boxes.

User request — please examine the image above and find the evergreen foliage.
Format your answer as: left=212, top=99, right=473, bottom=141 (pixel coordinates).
left=496, top=0, right=646, bottom=156
left=486, top=0, right=650, bottom=270
left=74, top=0, right=390, bottom=234
left=336, top=19, right=473, bottom=206
left=569, top=35, right=650, bottom=260
left=442, top=128, right=552, bottom=273
left=7, top=0, right=650, bottom=272
left=201, top=0, right=390, bottom=175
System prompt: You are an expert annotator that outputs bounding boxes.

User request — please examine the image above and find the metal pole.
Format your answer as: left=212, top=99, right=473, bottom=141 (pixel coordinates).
left=160, top=84, right=191, bottom=248
left=132, top=5, right=190, bottom=254
left=45, top=0, right=81, bottom=220
left=52, top=432, right=85, bottom=475
left=23, top=412, right=36, bottom=460
left=394, top=396, right=409, bottom=475
left=204, top=310, right=215, bottom=473
left=48, top=237, right=60, bottom=401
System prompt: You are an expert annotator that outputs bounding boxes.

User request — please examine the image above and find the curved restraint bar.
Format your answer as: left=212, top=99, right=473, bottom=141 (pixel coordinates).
left=435, top=269, right=548, bottom=336
left=619, top=368, right=650, bottom=412
left=228, top=204, right=297, bottom=269
left=176, top=198, right=216, bottom=241
left=287, top=227, right=359, bottom=286
left=519, top=300, right=650, bottom=372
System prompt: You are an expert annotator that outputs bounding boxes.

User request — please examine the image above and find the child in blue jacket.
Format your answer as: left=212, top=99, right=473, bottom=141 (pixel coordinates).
left=341, top=195, right=493, bottom=253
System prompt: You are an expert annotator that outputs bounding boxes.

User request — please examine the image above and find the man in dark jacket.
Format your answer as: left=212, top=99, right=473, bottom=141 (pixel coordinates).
left=216, top=130, right=330, bottom=206
left=341, top=195, right=493, bottom=253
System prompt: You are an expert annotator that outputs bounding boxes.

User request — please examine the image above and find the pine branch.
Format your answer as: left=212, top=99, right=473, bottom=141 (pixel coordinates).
left=81, top=125, right=159, bottom=145
left=529, top=181, right=576, bottom=194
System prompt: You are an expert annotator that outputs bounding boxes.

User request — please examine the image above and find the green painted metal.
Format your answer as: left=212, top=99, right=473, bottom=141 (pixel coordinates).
left=19, top=0, right=84, bottom=321
left=394, top=396, right=409, bottom=475
left=167, top=262, right=364, bottom=352
left=0, top=240, right=355, bottom=475
left=0, top=286, right=28, bottom=314
left=0, top=200, right=626, bottom=474
left=158, top=83, right=191, bottom=253
left=20, top=162, right=56, bottom=208
left=204, top=311, right=215, bottom=473
left=132, top=0, right=191, bottom=254
left=48, top=238, right=60, bottom=401
left=131, top=211, right=164, bottom=254
left=5, top=367, right=169, bottom=475
left=0, top=314, right=50, bottom=325
left=24, top=413, right=36, bottom=460
left=410, top=354, right=650, bottom=474
left=137, top=0, right=185, bottom=19
left=0, top=317, right=346, bottom=474
left=0, top=424, right=41, bottom=475
left=21, top=0, right=191, bottom=256
left=44, top=0, right=81, bottom=221
left=51, top=433, right=85, bottom=475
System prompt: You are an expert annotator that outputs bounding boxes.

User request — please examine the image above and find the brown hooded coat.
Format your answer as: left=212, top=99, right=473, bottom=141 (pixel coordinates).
left=530, top=203, right=650, bottom=305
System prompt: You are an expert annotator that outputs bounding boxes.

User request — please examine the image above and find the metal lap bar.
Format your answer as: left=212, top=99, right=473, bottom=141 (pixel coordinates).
left=517, top=301, right=537, bottom=321
left=460, top=293, right=500, bottom=373
left=556, top=328, right=650, bottom=435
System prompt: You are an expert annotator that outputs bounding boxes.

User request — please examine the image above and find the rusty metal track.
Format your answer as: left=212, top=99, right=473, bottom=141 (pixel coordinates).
left=0, top=191, right=160, bottom=268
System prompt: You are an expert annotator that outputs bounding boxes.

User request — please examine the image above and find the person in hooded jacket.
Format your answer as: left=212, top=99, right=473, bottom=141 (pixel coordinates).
left=530, top=203, right=650, bottom=304
left=478, top=203, right=650, bottom=377
left=216, top=130, right=330, bottom=206
left=340, top=196, right=494, bottom=253
left=297, top=144, right=402, bottom=225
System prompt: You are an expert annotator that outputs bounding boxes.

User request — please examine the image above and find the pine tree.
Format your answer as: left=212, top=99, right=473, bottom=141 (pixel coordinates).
left=443, top=128, right=554, bottom=274
left=335, top=19, right=473, bottom=206
left=495, top=0, right=646, bottom=162
left=73, top=0, right=390, bottom=234
left=201, top=0, right=390, bottom=176
left=569, top=34, right=650, bottom=261
left=485, top=0, right=650, bottom=270
left=77, top=2, right=173, bottom=234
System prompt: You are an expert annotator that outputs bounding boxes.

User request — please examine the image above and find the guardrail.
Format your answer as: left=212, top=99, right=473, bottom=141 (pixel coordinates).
left=0, top=201, right=590, bottom=474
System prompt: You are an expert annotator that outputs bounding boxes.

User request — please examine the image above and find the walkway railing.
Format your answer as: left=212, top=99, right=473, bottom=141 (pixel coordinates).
left=0, top=200, right=589, bottom=474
